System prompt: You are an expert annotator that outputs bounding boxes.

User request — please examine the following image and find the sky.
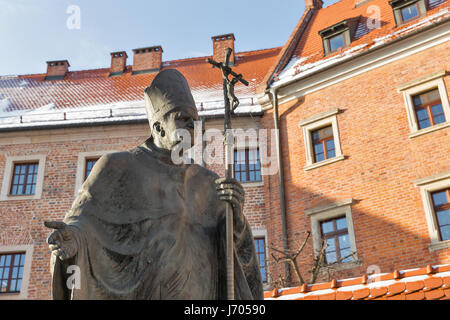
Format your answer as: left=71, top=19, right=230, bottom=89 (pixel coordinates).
left=0, top=0, right=340, bottom=76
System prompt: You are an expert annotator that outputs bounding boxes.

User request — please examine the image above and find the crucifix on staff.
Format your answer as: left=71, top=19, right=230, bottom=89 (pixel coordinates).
left=207, top=48, right=250, bottom=300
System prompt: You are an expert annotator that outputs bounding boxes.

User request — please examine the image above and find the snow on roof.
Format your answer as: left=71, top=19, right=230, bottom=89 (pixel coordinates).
left=264, top=264, right=450, bottom=300
left=269, top=0, right=449, bottom=89
left=0, top=47, right=280, bottom=130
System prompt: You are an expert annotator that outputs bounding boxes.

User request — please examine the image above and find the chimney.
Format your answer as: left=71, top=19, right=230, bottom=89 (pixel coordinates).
left=132, top=46, right=163, bottom=75
left=212, top=33, right=235, bottom=65
left=110, top=51, right=128, bottom=76
left=45, top=60, right=70, bottom=80
left=305, top=0, right=323, bottom=9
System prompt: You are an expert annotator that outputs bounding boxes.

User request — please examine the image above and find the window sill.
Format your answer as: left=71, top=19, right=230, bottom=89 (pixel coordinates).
left=304, top=155, right=345, bottom=171
left=428, top=239, right=450, bottom=252
left=320, top=260, right=362, bottom=273
left=0, top=194, right=39, bottom=201
left=408, top=121, right=450, bottom=139
left=240, top=180, right=264, bottom=188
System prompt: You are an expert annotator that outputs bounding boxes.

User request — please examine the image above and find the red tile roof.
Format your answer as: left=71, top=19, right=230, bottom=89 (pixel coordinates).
left=0, top=47, right=281, bottom=113
left=264, top=264, right=450, bottom=300
left=265, top=0, right=449, bottom=88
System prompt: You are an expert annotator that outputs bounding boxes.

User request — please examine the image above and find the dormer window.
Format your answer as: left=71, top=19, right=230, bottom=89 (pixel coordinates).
left=318, top=18, right=359, bottom=56
left=390, top=0, right=426, bottom=25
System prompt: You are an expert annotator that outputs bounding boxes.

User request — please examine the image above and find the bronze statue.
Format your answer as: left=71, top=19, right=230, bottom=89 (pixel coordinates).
left=45, top=69, right=263, bottom=300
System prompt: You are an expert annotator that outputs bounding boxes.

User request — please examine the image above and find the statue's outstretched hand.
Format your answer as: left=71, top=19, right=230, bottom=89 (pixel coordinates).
left=215, top=177, right=245, bottom=215
left=44, top=221, right=78, bottom=261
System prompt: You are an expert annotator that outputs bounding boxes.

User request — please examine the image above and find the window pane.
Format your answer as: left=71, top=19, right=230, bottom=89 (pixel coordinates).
left=314, top=143, right=325, bottom=162
left=326, top=237, right=336, bottom=251
left=16, top=279, right=22, bottom=292
left=338, top=234, right=350, bottom=250
left=85, top=159, right=98, bottom=180
left=336, top=217, right=348, bottom=230
left=432, top=191, right=448, bottom=207
left=321, top=221, right=334, bottom=234
left=340, top=248, right=353, bottom=263
left=326, top=251, right=337, bottom=264
left=3, top=267, right=9, bottom=279
left=440, top=225, right=450, bottom=241
left=431, top=103, right=445, bottom=125
left=326, top=140, right=336, bottom=158
left=436, top=209, right=450, bottom=228
left=400, top=4, right=419, bottom=21
left=11, top=266, right=18, bottom=278
left=0, top=255, right=4, bottom=266
left=328, top=33, right=345, bottom=52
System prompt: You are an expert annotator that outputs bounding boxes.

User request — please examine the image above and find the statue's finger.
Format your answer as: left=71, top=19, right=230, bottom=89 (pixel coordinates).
left=215, top=177, right=239, bottom=185
left=216, top=183, right=244, bottom=196
left=218, top=189, right=245, bottom=202
left=49, top=244, right=60, bottom=251
left=53, top=248, right=65, bottom=259
left=47, top=231, right=63, bottom=245
left=44, top=221, right=66, bottom=230
left=219, top=195, right=241, bottom=210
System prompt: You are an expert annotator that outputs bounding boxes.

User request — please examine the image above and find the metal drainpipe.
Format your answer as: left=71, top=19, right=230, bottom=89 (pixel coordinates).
left=270, top=88, right=290, bottom=285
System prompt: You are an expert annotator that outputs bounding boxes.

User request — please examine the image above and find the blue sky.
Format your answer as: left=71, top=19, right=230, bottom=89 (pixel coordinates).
left=0, top=0, right=339, bottom=75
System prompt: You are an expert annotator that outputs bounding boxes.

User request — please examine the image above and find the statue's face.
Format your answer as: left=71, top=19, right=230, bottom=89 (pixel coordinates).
left=155, top=107, right=198, bottom=151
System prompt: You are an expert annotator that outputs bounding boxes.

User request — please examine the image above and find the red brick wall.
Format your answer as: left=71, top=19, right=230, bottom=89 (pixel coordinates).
left=0, top=118, right=267, bottom=299
left=261, top=41, right=450, bottom=286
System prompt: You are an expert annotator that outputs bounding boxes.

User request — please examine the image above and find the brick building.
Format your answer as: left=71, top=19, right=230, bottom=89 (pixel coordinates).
left=0, top=34, right=281, bottom=299
left=257, top=0, right=450, bottom=291
left=0, top=0, right=449, bottom=301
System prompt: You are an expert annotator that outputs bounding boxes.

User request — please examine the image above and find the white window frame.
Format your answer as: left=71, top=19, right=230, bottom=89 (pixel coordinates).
left=298, top=108, right=345, bottom=171
left=414, top=170, right=450, bottom=252
left=305, top=199, right=360, bottom=270
left=0, top=154, right=46, bottom=201
left=398, top=70, right=450, bottom=138
left=74, top=150, right=117, bottom=196
left=0, top=244, right=34, bottom=300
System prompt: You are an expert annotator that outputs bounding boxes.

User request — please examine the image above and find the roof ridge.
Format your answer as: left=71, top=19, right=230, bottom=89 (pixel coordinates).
left=13, top=46, right=282, bottom=78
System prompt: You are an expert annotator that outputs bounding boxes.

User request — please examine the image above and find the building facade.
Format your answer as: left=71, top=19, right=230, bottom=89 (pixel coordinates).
left=258, top=0, right=449, bottom=287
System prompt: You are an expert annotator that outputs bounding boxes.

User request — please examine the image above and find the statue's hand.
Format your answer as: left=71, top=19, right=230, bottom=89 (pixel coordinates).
left=44, top=221, right=78, bottom=261
left=215, top=177, right=245, bottom=215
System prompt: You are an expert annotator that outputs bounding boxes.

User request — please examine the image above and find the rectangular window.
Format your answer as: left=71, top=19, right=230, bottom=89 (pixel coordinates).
left=233, top=149, right=262, bottom=183
left=0, top=252, right=26, bottom=293
left=320, top=217, right=353, bottom=264
left=9, top=163, right=39, bottom=196
left=254, top=238, right=267, bottom=283
left=84, top=158, right=99, bottom=181
left=413, top=89, right=445, bottom=130
left=390, top=0, right=426, bottom=25
left=312, top=126, right=335, bottom=163
left=431, top=189, right=450, bottom=241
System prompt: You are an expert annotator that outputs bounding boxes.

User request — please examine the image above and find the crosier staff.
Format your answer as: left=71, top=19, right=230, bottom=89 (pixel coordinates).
left=206, top=48, right=249, bottom=300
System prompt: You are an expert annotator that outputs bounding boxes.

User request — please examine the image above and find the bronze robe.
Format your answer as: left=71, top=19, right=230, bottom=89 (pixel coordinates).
left=50, top=139, right=263, bottom=300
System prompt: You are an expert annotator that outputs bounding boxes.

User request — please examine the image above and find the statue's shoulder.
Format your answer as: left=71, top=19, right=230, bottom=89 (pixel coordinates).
left=96, top=150, right=135, bottom=169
